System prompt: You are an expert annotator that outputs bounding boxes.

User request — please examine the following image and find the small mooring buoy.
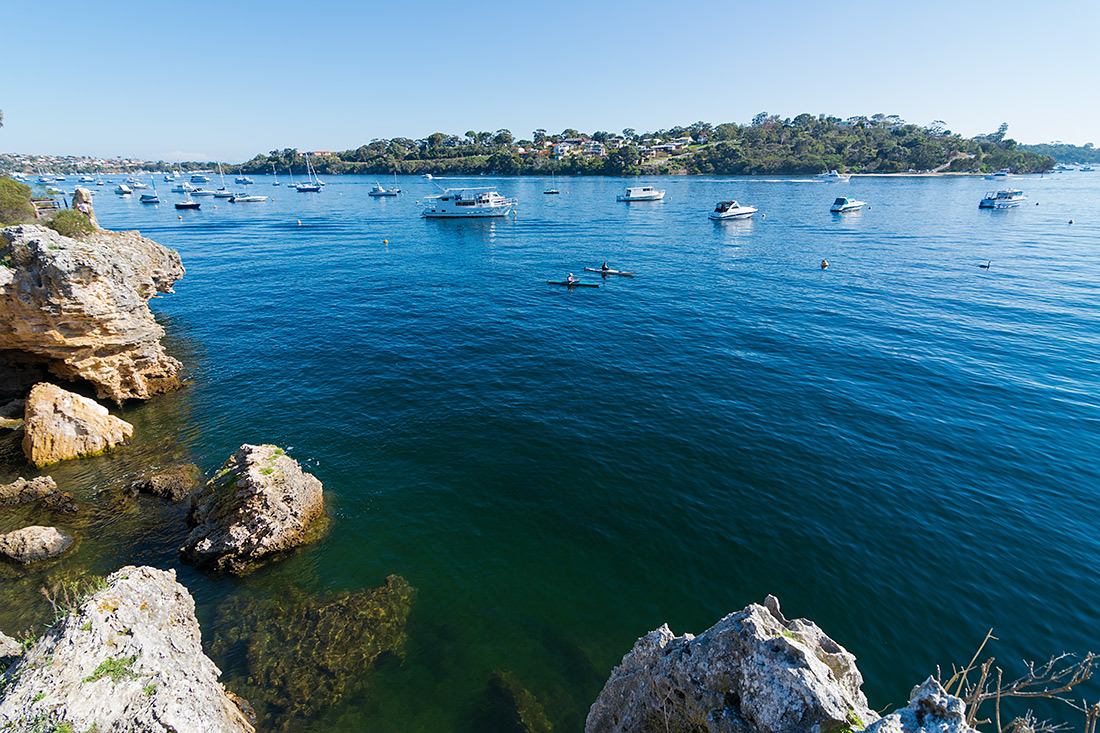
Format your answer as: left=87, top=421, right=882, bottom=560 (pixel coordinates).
left=297, top=220, right=301, bottom=226
left=383, top=239, right=388, bottom=244
left=178, top=215, right=182, bottom=220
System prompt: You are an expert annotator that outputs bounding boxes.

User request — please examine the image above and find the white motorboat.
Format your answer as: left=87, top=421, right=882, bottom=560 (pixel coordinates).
left=229, top=193, right=268, bottom=202
left=190, top=188, right=216, bottom=197
left=983, top=168, right=1010, bottom=180
left=617, top=185, right=665, bottom=201
left=114, top=184, right=132, bottom=195
left=816, top=170, right=851, bottom=182
left=979, top=189, right=1027, bottom=209
left=170, top=182, right=195, bottom=193
left=190, top=173, right=210, bottom=183
left=830, top=196, right=866, bottom=213
left=235, top=174, right=254, bottom=185
left=421, top=188, right=517, bottom=218
left=368, top=182, right=400, bottom=197
left=80, top=176, right=96, bottom=183
left=708, top=200, right=758, bottom=220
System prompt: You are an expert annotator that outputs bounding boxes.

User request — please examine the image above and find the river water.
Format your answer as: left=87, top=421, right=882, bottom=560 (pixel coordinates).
left=2, top=173, right=1098, bottom=730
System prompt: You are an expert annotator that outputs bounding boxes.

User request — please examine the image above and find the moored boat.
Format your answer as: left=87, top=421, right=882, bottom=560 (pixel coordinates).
left=229, top=193, right=268, bottom=202
left=830, top=196, right=866, bottom=213
left=421, top=188, right=517, bottom=218
left=175, top=195, right=200, bottom=210
left=708, top=200, right=758, bottom=220
left=190, top=173, right=210, bottom=183
left=114, top=184, right=132, bottom=195
left=170, top=182, right=195, bottom=193
left=979, top=189, right=1027, bottom=209
left=368, top=182, right=400, bottom=197
left=190, top=188, right=216, bottom=197
left=617, top=185, right=665, bottom=201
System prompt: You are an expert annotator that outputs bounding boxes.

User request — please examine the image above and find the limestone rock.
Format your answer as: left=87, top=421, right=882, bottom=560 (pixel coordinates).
left=0, top=565, right=254, bottom=732
left=0, top=630, right=22, bottom=670
left=865, top=677, right=974, bottom=733
left=22, top=383, right=134, bottom=466
left=71, top=187, right=100, bottom=229
left=0, top=475, right=58, bottom=505
left=0, top=525, right=73, bottom=564
left=0, top=223, right=184, bottom=403
left=182, top=444, right=326, bottom=575
left=130, top=462, right=200, bottom=502
left=585, top=595, right=877, bottom=733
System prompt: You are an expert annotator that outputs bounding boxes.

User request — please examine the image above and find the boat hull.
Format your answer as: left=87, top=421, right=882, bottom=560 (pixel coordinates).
left=422, top=206, right=513, bottom=218
left=617, top=193, right=665, bottom=201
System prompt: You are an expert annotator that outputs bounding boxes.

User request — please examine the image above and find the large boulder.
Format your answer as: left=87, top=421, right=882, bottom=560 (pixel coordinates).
left=182, top=444, right=326, bottom=575
left=0, top=223, right=184, bottom=403
left=0, top=525, right=73, bottom=564
left=22, top=382, right=134, bottom=466
left=0, top=565, right=253, bottom=732
left=865, top=678, right=975, bottom=733
left=129, top=462, right=200, bottom=502
left=0, top=630, right=22, bottom=670
left=586, top=596, right=877, bottom=733
left=0, top=476, right=58, bottom=505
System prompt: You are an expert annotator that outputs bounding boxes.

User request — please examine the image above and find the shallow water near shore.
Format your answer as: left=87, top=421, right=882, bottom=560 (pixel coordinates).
left=3, top=173, right=1100, bottom=729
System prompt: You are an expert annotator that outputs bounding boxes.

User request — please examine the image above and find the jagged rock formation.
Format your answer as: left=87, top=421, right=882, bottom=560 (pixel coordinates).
left=0, top=476, right=57, bottom=505
left=0, top=565, right=254, bottom=732
left=182, top=444, right=326, bottom=575
left=129, top=462, right=200, bottom=502
left=209, top=575, right=415, bottom=731
left=0, top=223, right=184, bottom=403
left=0, top=525, right=73, bottom=564
left=586, top=595, right=877, bottom=733
left=21, top=382, right=133, bottom=467
left=865, top=678, right=976, bottom=733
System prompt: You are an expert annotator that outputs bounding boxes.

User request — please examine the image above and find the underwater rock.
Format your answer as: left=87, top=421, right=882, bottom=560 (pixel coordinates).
left=585, top=595, right=877, bottom=733
left=865, top=677, right=975, bottom=733
left=182, top=444, right=325, bottom=575
left=22, top=382, right=134, bottom=467
left=210, top=574, right=416, bottom=732
left=0, top=223, right=184, bottom=403
left=129, top=462, right=200, bottom=502
left=0, top=476, right=58, bottom=506
left=0, top=525, right=73, bottom=564
left=476, top=668, right=554, bottom=733
left=0, top=565, right=254, bottom=732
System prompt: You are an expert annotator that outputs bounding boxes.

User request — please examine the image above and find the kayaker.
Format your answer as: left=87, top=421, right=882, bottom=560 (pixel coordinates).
left=567, top=273, right=576, bottom=284
left=601, top=262, right=609, bottom=271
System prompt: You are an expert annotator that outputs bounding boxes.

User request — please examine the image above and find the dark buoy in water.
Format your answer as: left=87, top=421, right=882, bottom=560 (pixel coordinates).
left=1069, top=220, right=1074, bottom=224
left=979, top=260, right=991, bottom=269
left=821, top=259, right=829, bottom=269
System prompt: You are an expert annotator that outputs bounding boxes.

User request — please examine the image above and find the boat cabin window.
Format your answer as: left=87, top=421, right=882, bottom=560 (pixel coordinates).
left=833, top=198, right=847, bottom=206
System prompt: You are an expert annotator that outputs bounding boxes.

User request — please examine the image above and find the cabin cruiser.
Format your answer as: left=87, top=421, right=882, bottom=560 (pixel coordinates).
left=616, top=185, right=665, bottom=201
left=979, top=189, right=1027, bottom=209
left=983, top=168, right=1010, bottom=180
left=190, top=173, right=210, bottom=183
left=234, top=175, right=254, bottom=185
left=114, top=184, right=132, bottom=195
left=170, top=182, right=195, bottom=193
left=816, top=170, right=851, bottom=182
left=421, top=188, right=516, bottom=218
left=708, top=200, right=758, bottom=220
left=830, top=196, right=866, bottom=212
left=190, top=188, right=216, bottom=197
left=139, top=193, right=160, bottom=204
left=229, top=193, right=268, bottom=202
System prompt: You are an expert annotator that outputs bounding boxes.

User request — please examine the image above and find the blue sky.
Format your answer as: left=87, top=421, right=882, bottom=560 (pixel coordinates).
left=2, top=0, right=1095, bottom=161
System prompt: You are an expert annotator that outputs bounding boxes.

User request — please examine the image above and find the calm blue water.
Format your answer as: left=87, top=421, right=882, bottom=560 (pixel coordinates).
left=4, top=173, right=1100, bottom=729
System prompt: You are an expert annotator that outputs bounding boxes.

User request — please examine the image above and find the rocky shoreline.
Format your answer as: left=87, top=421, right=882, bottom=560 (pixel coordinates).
left=0, top=208, right=1037, bottom=731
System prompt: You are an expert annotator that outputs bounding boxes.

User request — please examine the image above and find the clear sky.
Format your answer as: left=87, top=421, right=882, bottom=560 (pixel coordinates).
left=2, top=0, right=1095, bottom=161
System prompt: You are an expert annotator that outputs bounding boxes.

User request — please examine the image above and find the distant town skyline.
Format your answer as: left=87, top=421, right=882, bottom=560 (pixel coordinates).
left=2, top=0, right=1096, bottom=162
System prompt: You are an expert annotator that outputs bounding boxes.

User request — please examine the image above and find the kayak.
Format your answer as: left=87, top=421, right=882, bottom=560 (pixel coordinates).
left=584, top=267, right=634, bottom=277
left=547, top=281, right=599, bottom=288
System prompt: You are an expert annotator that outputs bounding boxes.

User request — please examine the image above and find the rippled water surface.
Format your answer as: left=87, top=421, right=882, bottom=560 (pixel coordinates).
left=3, top=173, right=1099, bottom=729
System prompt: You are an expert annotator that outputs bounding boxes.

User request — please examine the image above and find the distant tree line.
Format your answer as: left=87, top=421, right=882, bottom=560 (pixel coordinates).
left=224, top=116, right=1052, bottom=177
left=1018, top=142, right=1100, bottom=164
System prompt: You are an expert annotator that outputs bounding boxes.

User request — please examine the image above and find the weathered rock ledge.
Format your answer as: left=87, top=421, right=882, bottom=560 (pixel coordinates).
left=0, top=223, right=185, bottom=403
left=0, top=565, right=253, bottom=732
left=182, top=444, right=326, bottom=575
left=586, top=595, right=878, bottom=733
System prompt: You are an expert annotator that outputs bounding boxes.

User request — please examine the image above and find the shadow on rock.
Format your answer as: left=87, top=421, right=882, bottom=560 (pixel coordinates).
left=209, top=574, right=417, bottom=732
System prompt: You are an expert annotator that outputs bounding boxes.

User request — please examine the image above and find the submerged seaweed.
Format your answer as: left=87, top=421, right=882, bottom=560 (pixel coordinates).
left=210, top=574, right=416, bottom=731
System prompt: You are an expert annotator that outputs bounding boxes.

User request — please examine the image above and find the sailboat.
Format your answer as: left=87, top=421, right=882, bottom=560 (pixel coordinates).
left=214, top=163, right=234, bottom=198
left=272, top=163, right=281, bottom=186
left=295, top=153, right=322, bottom=192
left=544, top=170, right=559, bottom=195
left=140, top=177, right=161, bottom=204
left=368, top=172, right=401, bottom=197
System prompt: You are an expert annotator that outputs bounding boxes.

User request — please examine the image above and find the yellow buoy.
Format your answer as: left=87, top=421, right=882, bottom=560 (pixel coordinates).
left=383, top=239, right=388, bottom=244
left=178, top=215, right=182, bottom=220
left=297, top=220, right=301, bottom=226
